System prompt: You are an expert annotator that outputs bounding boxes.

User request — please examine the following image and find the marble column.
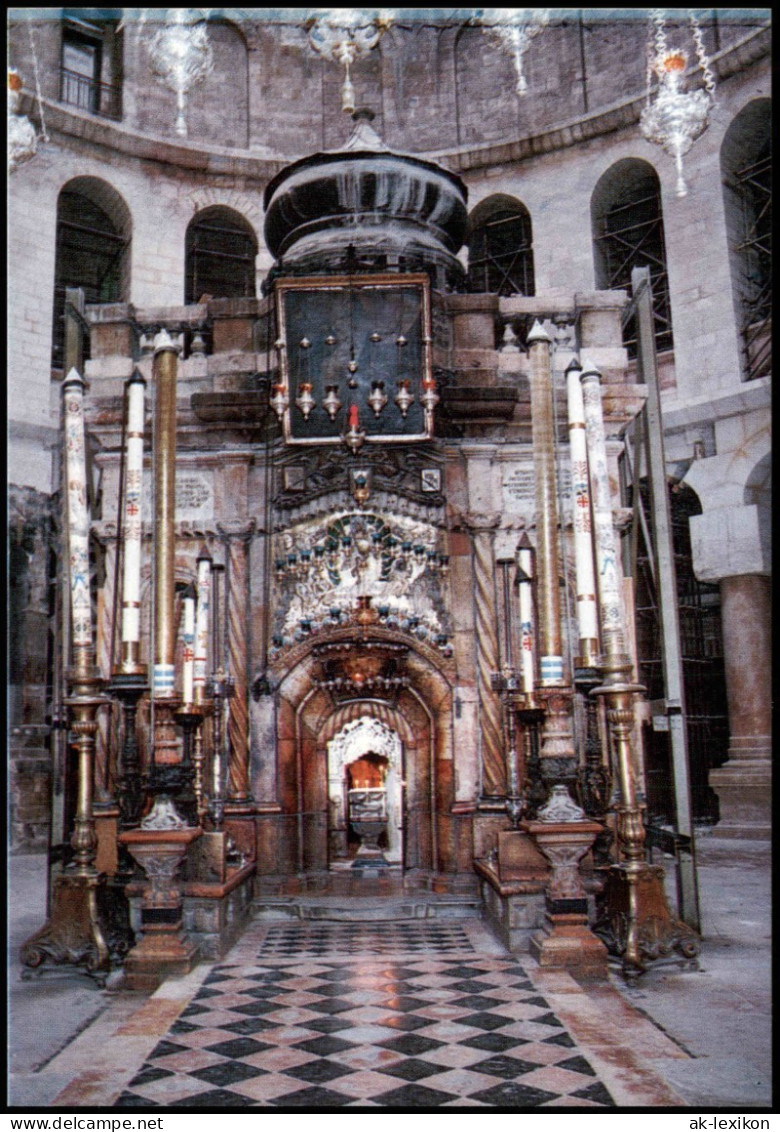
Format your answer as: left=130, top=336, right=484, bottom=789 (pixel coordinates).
left=464, top=512, right=505, bottom=799
left=710, top=573, right=771, bottom=838
left=219, top=519, right=256, bottom=806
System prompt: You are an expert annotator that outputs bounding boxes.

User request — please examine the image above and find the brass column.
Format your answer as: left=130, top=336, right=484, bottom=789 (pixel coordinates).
left=149, top=331, right=183, bottom=798
left=527, top=320, right=576, bottom=781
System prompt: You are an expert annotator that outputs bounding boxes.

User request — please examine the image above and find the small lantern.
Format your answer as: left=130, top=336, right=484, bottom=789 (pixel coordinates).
left=368, top=380, right=388, bottom=418
left=296, top=382, right=315, bottom=419
left=323, top=384, right=341, bottom=420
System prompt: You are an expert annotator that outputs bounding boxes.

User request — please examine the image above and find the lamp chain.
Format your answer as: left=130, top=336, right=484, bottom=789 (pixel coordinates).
left=26, top=21, right=49, bottom=142
left=689, top=11, right=716, bottom=101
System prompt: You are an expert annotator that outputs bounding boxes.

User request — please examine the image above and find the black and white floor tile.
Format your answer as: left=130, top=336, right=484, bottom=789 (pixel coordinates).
left=114, top=923, right=615, bottom=1109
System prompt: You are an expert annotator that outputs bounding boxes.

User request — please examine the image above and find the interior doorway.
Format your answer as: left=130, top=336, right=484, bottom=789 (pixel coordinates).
left=327, top=716, right=403, bottom=868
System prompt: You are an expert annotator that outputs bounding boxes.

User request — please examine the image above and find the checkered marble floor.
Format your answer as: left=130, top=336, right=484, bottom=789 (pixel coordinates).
left=114, top=922, right=614, bottom=1109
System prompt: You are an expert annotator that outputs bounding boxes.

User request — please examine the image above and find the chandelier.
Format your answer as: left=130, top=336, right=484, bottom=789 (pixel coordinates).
left=146, top=9, right=214, bottom=137
left=639, top=10, right=716, bottom=198
left=476, top=8, right=550, bottom=96
left=8, top=70, right=37, bottom=172
left=8, top=24, right=48, bottom=174
left=306, top=9, right=394, bottom=113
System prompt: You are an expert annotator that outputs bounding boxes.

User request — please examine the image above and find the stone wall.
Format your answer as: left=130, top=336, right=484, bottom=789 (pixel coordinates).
left=9, top=486, right=57, bottom=852
left=8, top=12, right=766, bottom=157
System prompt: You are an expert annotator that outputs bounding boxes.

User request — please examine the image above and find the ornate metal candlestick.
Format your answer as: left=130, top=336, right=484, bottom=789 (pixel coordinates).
left=518, top=700, right=547, bottom=818
left=574, top=664, right=613, bottom=869
left=207, top=667, right=234, bottom=829
left=191, top=698, right=213, bottom=823
left=491, top=667, right=523, bottom=828
left=173, top=705, right=202, bottom=827
left=21, top=370, right=112, bottom=981
left=109, top=672, right=148, bottom=829
left=580, top=360, right=698, bottom=977
left=492, top=557, right=524, bottom=827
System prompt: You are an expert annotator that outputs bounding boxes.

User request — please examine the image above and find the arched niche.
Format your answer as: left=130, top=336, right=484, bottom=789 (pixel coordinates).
left=720, top=99, right=771, bottom=382
left=467, top=193, right=535, bottom=297
left=52, top=176, right=132, bottom=370
left=591, top=157, right=672, bottom=356
left=326, top=715, right=404, bottom=864
left=185, top=205, right=258, bottom=304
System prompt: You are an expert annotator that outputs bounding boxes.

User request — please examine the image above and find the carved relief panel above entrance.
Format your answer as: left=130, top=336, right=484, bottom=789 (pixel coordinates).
left=269, top=509, right=452, bottom=653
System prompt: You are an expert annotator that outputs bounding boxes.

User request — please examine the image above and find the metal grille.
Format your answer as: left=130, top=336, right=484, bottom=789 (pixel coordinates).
left=467, top=208, right=535, bottom=297
left=595, top=190, right=672, bottom=358
left=185, top=211, right=257, bottom=304
left=632, top=482, right=728, bottom=824
left=733, top=152, right=771, bottom=381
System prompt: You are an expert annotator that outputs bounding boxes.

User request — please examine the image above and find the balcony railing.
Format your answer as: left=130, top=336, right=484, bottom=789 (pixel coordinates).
left=59, top=67, right=122, bottom=121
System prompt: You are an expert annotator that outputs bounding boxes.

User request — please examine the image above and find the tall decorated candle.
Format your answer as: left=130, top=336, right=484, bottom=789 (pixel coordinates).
left=181, top=589, right=195, bottom=706
left=580, top=360, right=626, bottom=647
left=193, top=545, right=211, bottom=703
left=515, top=534, right=536, bottom=695
left=120, top=371, right=146, bottom=673
left=63, top=369, right=93, bottom=650
left=566, top=358, right=600, bottom=666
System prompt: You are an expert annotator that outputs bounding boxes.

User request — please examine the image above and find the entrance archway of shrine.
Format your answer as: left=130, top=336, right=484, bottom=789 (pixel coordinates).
left=327, top=715, right=404, bottom=866
left=267, top=628, right=464, bottom=877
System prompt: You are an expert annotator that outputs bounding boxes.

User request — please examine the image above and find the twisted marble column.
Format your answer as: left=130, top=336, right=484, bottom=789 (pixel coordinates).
left=465, top=512, right=505, bottom=798
left=219, top=519, right=256, bottom=804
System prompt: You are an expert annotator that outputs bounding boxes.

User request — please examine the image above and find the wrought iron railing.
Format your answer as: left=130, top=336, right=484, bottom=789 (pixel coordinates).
left=59, top=67, right=122, bottom=120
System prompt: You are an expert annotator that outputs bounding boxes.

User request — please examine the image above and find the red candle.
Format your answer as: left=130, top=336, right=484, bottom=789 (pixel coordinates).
left=348, top=404, right=359, bottom=430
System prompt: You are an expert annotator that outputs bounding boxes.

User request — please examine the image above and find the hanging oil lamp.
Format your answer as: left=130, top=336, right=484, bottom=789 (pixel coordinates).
left=395, top=378, right=414, bottom=418
left=146, top=9, right=214, bottom=138
left=323, top=384, right=342, bottom=420
left=639, top=12, right=716, bottom=198
left=368, top=380, right=388, bottom=417
left=270, top=382, right=289, bottom=420
left=306, top=10, right=394, bottom=114
left=421, top=375, right=439, bottom=412
left=477, top=9, right=550, bottom=96
left=295, top=382, right=315, bottom=419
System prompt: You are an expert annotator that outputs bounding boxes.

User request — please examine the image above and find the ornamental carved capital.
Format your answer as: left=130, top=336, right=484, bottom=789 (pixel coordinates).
left=459, top=510, right=502, bottom=535
left=217, top=518, right=257, bottom=544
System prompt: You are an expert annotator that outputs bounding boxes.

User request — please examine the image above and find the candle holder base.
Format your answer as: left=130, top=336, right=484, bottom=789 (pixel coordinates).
left=20, top=872, right=111, bottom=985
left=596, top=861, right=700, bottom=980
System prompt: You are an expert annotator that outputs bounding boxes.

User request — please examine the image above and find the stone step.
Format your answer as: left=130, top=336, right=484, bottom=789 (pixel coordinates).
left=251, top=896, right=483, bottom=923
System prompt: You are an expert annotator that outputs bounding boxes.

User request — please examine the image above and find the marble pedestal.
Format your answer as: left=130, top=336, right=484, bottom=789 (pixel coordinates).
left=522, top=819, right=608, bottom=977
left=119, top=827, right=202, bottom=991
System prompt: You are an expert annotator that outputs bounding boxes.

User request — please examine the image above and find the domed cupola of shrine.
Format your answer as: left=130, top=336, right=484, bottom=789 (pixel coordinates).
left=263, top=109, right=468, bottom=290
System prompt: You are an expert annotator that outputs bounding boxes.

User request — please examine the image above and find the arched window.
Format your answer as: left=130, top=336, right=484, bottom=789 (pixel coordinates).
left=591, top=159, right=672, bottom=357
left=60, top=10, right=123, bottom=119
left=467, top=195, right=535, bottom=296
left=721, top=100, right=771, bottom=382
left=185, top=207, right=258, bottom=304
left=52, top=178, right=131, bottom=371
